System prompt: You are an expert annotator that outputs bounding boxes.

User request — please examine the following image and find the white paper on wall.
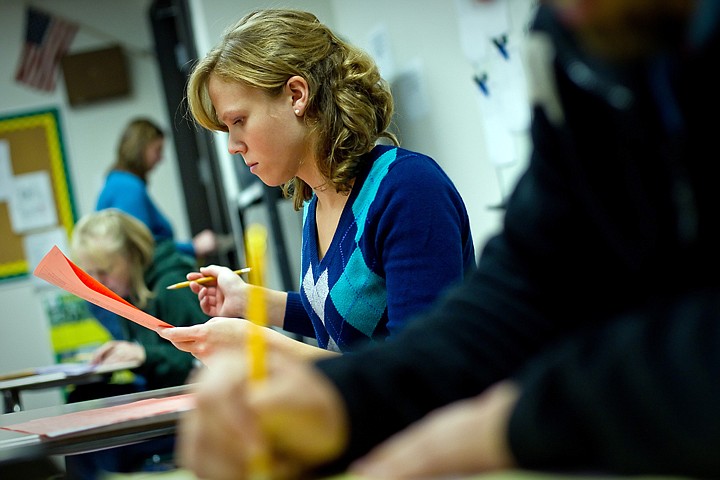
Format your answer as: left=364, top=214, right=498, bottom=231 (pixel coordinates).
left=475, top=88, right=517, bottom=167
left=493, top=42, right=531, bottom=132
left=23, top=227, right=69, bottom=286
left=8, top=170, right=58, bottom=233
left=455, top=0, right=510, bottom=64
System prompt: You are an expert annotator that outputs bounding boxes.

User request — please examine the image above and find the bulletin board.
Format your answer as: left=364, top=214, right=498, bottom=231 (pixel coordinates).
left=0, top=108, right=76, bottom=280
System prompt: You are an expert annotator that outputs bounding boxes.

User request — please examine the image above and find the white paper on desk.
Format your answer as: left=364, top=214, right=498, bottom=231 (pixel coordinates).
left=33, top=245, right=173, bottom=330
left=8, top=170, right=58, bottom=233
left=35, top=362, right=94, bottom=376
left=0, top=139, right=13, bottom=201
left=34, top=360, right=139, bottom=376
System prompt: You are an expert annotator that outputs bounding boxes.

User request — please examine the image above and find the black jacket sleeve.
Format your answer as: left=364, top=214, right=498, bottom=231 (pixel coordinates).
left=509, top=289, right=720, bottom=478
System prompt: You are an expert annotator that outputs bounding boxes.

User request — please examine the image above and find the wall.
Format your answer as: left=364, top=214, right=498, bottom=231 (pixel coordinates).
left=0, top=0, right=190, bottom=409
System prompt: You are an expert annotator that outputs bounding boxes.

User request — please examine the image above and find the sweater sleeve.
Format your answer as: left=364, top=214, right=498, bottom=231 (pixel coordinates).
left=371, top=155, right=474, bottom=336
left=282, top=291, right=316, bottom=338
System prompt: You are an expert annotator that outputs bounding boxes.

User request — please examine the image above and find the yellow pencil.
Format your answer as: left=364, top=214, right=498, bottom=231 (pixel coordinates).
left=244, top=224, right=271, bottom=479
left=245, top=225, right=268, bottom=380
left=165, top=267, right=252, bottom=290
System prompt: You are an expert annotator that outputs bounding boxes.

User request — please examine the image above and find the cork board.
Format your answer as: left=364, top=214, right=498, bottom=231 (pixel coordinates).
left=0, top=109, right=76, bottom=280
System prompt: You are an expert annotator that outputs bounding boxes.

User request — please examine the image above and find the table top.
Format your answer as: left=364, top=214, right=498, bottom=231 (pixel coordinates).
left=0, top=384, right=191, bottom=460
left=0, top=361, right=140, bottom=393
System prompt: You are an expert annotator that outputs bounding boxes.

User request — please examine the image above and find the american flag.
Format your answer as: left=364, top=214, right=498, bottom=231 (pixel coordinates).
left=15, top=7, right=78, bottom=92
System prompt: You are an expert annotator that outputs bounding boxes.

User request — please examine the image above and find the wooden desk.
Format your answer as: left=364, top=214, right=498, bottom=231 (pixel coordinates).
left=0, top=361, right=140, bottom=413
left=0, top=384, right=190, bottom=460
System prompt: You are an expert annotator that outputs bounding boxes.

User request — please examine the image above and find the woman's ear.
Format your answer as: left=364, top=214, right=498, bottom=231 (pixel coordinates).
left=286, top=75, right=309, bottom=116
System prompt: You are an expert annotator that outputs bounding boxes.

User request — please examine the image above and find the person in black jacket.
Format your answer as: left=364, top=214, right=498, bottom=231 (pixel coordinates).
left=177, top=0, right=720, bottom=478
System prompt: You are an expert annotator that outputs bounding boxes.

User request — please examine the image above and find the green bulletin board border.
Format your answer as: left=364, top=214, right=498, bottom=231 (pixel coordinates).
left=0, top=108, right=77, bottom=281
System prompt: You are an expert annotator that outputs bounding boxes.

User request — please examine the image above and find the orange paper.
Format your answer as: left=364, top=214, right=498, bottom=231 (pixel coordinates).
left=33, top=245, right=173, bottom=330
left=1, top=394, right=194, bottom=438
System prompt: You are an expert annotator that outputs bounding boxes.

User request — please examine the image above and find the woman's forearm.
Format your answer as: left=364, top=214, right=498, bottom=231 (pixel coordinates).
left=262, top=288, right=289, bottom=328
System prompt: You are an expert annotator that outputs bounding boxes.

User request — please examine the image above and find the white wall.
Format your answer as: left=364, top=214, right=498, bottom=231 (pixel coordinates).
left=0, top=0, right=190, bottom=409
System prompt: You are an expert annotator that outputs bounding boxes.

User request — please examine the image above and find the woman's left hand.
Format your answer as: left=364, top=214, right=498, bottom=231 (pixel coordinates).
left=157, top=317, right=247, bottom=363
left=158, top=317, right=339, bottom=365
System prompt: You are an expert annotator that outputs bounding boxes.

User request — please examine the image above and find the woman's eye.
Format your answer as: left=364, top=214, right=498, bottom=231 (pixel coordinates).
left=234, top=117, right=245, bottom=125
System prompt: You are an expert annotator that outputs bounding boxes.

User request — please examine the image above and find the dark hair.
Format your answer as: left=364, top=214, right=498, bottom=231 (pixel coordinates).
left=113, top=118, right=164, bottom=181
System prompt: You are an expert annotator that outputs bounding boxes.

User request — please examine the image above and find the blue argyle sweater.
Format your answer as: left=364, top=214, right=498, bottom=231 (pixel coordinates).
left=283, top=145, right=475, bottom=352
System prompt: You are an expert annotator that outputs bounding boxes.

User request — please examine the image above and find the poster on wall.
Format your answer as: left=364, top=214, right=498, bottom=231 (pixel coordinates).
left=0, top=108, right=77, bottom=281
left=41, top=287, right=111, bottom=363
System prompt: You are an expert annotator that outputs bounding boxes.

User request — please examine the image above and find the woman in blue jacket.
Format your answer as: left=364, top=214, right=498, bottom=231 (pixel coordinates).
left=96, top=117, right=218, bottom=259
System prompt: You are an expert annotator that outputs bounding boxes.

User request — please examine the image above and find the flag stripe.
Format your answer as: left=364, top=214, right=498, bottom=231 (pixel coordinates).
left=15, top=7, right=78, bottom=92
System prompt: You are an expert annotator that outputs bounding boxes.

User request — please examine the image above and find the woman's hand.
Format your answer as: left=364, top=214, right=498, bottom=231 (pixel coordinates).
left=177, top=349, right=349, bottom=479
left=187, top=265, right=249, bottom=318
left=350, top=381, right=520, bottom=478
left=192, top=229, right=219, bottom=257
left=158, top=317, right=249, bottom=364
left=91, top=341, right=146, bottom=366
left=157, top=317, right=339, bottom=365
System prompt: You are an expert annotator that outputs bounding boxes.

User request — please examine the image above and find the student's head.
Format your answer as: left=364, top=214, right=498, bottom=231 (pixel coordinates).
left=71, top=209, right=155, bottom=309
left=543, top=0, right=697, bottom=59
left=186, top=9, right=398, bottom=209
left=114, top=118, right=165, bottom=181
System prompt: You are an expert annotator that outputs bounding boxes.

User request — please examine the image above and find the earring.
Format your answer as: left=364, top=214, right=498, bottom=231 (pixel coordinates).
left=294, top=109, right=301, bottom=115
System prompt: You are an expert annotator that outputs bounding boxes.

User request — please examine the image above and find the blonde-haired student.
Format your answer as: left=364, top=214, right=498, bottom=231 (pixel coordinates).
left=159, top=9, right=475, bottom=362
left=68, top=209, right=210, bottom=478
left=71, top=208, right=207, bottom=390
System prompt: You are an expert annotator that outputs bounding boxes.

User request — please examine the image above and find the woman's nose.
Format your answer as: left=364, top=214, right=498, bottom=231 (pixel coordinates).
left=228, top=135, right=246, bottom=155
